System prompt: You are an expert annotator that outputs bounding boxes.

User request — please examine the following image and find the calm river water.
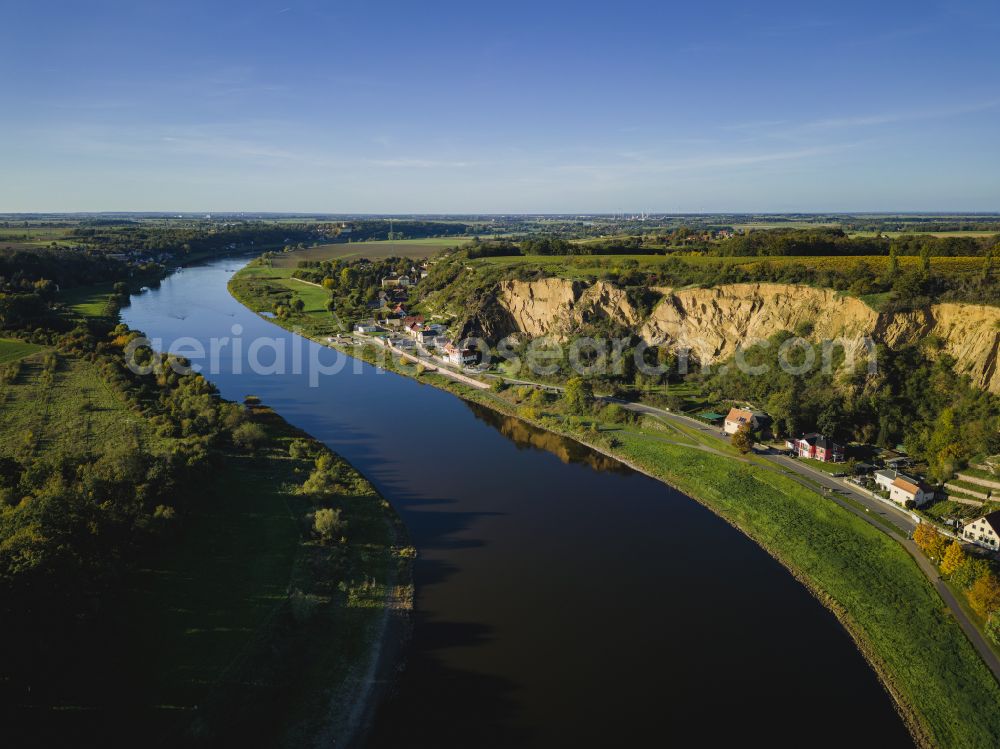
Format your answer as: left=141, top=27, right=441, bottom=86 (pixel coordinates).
left=123, top=257, right=911, bottom=748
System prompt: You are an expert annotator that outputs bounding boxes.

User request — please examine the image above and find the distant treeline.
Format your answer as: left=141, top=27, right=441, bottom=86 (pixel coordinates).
left=466, top=236, right=663, bottom=258
left=0, top=248, right=162, bottom=329
left=340, top=220, right=472, bottom=242
left=71, top=222, right=323, bottom=256
left=713, top=228, right=998, bottom=257
left=465, top=230, right=1000, bottom=260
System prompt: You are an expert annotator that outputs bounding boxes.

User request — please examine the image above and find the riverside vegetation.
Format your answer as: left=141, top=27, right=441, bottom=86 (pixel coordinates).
left=0, top=240, right=411, bottom=746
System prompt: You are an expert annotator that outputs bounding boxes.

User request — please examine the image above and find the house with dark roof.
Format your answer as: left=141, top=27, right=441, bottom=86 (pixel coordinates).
left=962, top=511, right=1000, bottom=551
left=786, top=433, right=844, bottom=463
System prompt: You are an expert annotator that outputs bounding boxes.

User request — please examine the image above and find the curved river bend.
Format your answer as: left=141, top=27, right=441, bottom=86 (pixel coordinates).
left=123, top=258, right=911, bottom=748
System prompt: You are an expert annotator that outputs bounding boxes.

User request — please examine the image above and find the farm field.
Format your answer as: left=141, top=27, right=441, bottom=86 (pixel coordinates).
left=0, top=225, right=77, bottom=249
left=273, top=236, right=472, bottom=267
left=0, top=338, right=44, bottom=365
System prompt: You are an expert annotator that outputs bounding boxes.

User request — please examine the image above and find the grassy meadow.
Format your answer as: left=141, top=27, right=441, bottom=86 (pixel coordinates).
left=58, top=282, right=117, bottom=318
left=0, top=352, right=164, bottom=460
left=0, top=338, right=44, bottom=365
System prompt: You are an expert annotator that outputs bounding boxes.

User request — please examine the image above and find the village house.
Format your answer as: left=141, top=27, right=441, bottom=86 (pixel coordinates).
left=355, top=320, right=378, bottom=334
left=786, top=433, right=844, bottom=462
left=380, top=274, right=411, bottom=288
left=723, top=407, right=770, bottom=436
left=444, top=342, right=477, bottom=366
left=874, top=470, right=935, bottom=507
left=962, top=511, right=1000, bottom=551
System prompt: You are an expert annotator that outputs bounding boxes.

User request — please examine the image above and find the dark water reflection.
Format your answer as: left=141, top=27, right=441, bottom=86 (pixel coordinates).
left=122, top=258, right=912, bottom=749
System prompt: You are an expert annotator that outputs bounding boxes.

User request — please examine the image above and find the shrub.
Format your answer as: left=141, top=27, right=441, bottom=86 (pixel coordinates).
left=313, top=507, right=343, bottom=542
left=232, top=421, right=267, bottom=452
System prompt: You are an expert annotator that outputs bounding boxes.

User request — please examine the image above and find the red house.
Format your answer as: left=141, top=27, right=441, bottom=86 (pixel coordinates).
left=786, top=433, right=844, bottom=463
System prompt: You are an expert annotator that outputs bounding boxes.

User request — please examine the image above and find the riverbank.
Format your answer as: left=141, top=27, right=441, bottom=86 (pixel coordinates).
left=229, top=261, right=1000, bottom=749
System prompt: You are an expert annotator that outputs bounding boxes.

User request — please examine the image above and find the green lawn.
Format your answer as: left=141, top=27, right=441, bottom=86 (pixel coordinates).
left=59, top=282, right=116, bottom=318
left=796, top=455, right=848, bottom=474
left=0, top=338, right=44, bottom=364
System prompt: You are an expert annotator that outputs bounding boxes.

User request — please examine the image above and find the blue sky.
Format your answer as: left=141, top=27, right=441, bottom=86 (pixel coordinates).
left=2, top=0, right=999, bottom=212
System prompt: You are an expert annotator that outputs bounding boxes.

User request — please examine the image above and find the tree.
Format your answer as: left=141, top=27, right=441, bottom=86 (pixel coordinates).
left=290, top=298, right=305, bottom=313
left=940, top=540, right=967, bottom=576
left=313, top=507, right=343, bottom=542
left=731, top=423, right=755, bottom=454
left=563, top=377, right=594, bottom=413
left=968, top=571, right=1000, bottom=618
left=986, top=613, right=1000, bottom=646
left=232, top=421, right=267, bottom=452
left=913, top=522, right=948, bottom=561
left=951, top=556, right=991, bottom=590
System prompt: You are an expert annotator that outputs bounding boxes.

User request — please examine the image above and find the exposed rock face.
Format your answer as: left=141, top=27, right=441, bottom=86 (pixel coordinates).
left=484, top=278, right=1000, bottom=393
left=640, top=283, right=879, bottom=363
left=497, top=279, right=640, bottom=337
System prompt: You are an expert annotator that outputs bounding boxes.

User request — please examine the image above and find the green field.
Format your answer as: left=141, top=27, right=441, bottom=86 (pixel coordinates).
left=0, top=352, right=164, bottom=458
left=273, top=236, right=471, bottom=267
left=59, top=282, right=116, bottom=318
left=0, top=338, right=44, bottom=364
left=233, top=265, right=334, bottom=317
left=0, top=225, right=77, bottom=249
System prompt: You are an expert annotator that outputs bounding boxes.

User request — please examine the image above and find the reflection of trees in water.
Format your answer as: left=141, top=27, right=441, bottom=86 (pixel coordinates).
left=464, top=402, right=632, bottom=475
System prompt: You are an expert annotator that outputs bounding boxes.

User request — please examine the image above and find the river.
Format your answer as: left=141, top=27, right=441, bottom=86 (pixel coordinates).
left=123, top=257, right=912, bottom=748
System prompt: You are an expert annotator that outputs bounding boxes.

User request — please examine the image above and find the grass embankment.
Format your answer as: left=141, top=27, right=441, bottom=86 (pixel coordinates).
left=229, top=260, right=1000, bottom=748
left=1, top=327, right=411, bottom=746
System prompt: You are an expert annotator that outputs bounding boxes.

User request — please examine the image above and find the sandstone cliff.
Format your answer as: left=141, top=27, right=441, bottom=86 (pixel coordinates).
left=480, top=278, right=1000, bottom=393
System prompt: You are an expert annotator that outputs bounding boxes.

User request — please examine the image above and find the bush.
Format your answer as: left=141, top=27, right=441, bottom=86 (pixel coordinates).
left=313, top=507, right=343, bottom=542
left=288, top=438, right=313, bottom=460
left=232, top=421, right=267, bottom=452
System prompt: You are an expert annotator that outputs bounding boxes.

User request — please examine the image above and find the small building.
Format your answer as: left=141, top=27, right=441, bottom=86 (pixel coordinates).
left=444, top=342, right=477, bottom=366
left=724, top=407, right=769, bottom=436
left=962, top=511, right=1000, bottom=551
left=355, top=321, right=378, bottom=334
left=787, top=433, right=844, bottom=462
left=875, top=469, right=934, bottom=506
left=889, top=475, right=934, bottom=508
